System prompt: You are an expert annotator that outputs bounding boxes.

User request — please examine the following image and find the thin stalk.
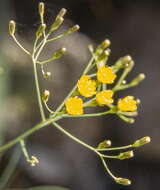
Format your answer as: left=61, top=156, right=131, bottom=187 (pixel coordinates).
left=100, top=156, right=117, bottom=180
left=96, top=144, right=133, bottom=151
left=12, top=35, right=31, bottom=55
left=20, top=140, right=30, bottom=162
left=52, top=122, right=96, bottom=152
left=33, top=60, right=46, bottom=121
left=0, top=115, right=62, bottom=153
left=63, top=109, right=114, bottom=118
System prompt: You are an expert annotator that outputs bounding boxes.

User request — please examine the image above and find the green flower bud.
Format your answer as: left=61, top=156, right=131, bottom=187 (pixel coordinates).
left=67, top=25, right=80, bottom=34
left=130, top=73, right=145, bottom=86
left=50, top=16, right=64, bottom=32
left=118, top=150, right=134, bottom=160
left=56, top=8, right=67, bottom=19
left=9, top=20, right=16, bottom=35
left=39, top=2, right=45, bottom=17
left=115, top=177, right=131, bottom=185
left=133, top=136, right=151, bottom=148
left=97, top=140, right=112, bottom=149
left=36, top=24, right=46, bottom=39
left=42, top=90, right=50, bottom=102
left=52, top=48, right=66, bottom=59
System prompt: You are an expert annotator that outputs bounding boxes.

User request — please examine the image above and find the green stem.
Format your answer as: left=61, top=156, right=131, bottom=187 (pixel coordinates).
left=20, top=140, right=30, bottom=162
left=0, top=116, right=62, bottom=153
left=100, top=156, right=117, bottom=180
left=96, top=144, right=133, bottom=151
left=33, top=60, right=46, bottom=121
left=63, top=109, right=114, bottom=118
left=12, top=35, right=31, bottom=55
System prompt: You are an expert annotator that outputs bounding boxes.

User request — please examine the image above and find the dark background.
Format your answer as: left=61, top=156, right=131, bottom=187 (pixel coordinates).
left=0, top=0, right=160, bottom=190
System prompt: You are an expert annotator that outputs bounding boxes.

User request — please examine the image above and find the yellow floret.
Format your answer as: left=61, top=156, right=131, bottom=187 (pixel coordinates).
left=96, top=90, right=114, bottom=105
left=118, top=96, right=137, bottom=111
left=97, top=65, right=116, bottom=84
left=65, top=97, right=83, bottom=115
left=77, top=75, right=96, bottom=97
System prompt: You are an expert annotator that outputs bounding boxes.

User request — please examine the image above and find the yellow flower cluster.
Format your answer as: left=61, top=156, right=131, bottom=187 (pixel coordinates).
left=65, top=64, right=138, bottom=115
left=65, top=97, right=83, bottom=115
left=77, top=75, right=96, bottom=97
left=118, top=96, right=137, bottom=111
left=97, top=65, right=116, bottom=84
left=96, top=90, right=114, bottom=105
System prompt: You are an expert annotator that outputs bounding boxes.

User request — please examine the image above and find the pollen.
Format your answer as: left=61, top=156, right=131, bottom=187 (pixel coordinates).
left=118, top=96, right=137, bottom=111
left=96, top=90, right=114, bottom=105
left=65, top=97, right=83, bottom=115
left=77, top=75, right=96, bottom=97
left=97, top=65, right=117, bottom=84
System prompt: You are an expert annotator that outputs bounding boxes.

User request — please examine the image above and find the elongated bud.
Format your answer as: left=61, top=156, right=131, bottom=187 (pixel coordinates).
left=133, top=136, right=151, bottom=148
left=99, top=39, right=111, bottom=50
left=42, top=90, right=50, bottom=102
left=97, top=140, right=112, bottom=149
left=95, top=39, right=111, bottom=56
left=118, top=150, right=134, bottom=160
left=115, top=177, right=131, bottom=185
left=50, top=16, right=64, bottom=32
left=52, top=48, right=66, bottom=59
left=9, top=20, right=16, bottom=35
left=39, top=2, right=45, bottom=17
left=118, top=114, right=135, bottom=124
left=130, top=73, right=145, bottom=86
left=67, top=25, right=80, bottom=34
left=97, top=49, right=110, bottom=61
left=56, top=8, right=67, bottom=19
left=36, top=24, right=46, bottom=39
left=123, top=55, right=132, bottom=63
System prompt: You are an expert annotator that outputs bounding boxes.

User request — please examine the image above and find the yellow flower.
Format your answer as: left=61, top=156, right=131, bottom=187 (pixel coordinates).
left=77, top=75, right=96, bottom=97
left=118, top=96, right=137, bottom=111
left=65, top=97, right=83, bottom=115
left=96, top=90, right=114, bottom=105
left=97, top=65, right=116, bottom=84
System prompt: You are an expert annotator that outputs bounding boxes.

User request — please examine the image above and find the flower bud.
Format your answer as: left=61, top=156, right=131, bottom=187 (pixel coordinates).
left=97, top=49, right=110, bottom=61
left=67, top=25, right=80, bottom=34
left=52, top=48, right=66, bottom=59
left=115, top=177, right=131, bottom=185
left=36, top=24, right=46, bottom=39
left=118, top=150, right=134, bottom=160
left=56, top=8, right=67, bottom=19
left=50, top=16, right=64, bottom=31
left=43, top=72, right=51, bottom=78
left=39, top=2, right=45, bottom=17
left=9, top=20, right=16, bottom=35
left=42, top=90, right=50, bottom=102
left=130, top=73, right=145, bottom=86
left=97, top=140, right=112, bottom=149
left=133, top=136, right=151, bottom=148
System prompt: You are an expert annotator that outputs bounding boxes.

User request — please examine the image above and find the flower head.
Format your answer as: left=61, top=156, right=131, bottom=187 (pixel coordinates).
left=96, top=90, right=114, bottom=105
left=97, top=65, right=116, bottom=84
left=65, top=97, right=83, bottom=115
left=77, top=75, right=96, bottom=97
left=117, top=96, right=137, bottom=111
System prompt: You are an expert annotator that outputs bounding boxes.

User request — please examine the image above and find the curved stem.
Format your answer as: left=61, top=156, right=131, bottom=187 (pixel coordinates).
left=12, top=35, right=31, bottom=55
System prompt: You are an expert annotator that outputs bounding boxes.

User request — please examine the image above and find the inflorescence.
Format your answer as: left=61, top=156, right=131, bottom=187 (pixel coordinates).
left=0, top=2, right=151, bottom=186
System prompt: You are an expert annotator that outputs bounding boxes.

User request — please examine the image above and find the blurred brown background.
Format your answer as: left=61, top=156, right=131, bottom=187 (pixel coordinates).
left=0, top=0, right=160, bottom=190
